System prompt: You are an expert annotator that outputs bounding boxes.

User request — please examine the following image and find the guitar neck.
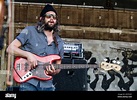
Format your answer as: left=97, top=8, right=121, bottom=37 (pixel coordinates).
left=53, top=64, right=99, bottom=69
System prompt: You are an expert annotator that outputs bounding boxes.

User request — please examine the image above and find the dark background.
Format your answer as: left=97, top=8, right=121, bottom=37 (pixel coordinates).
left=15, top=0, right=137, bottom=9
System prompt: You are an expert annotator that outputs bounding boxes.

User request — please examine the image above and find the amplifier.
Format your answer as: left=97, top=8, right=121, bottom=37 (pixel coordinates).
left=63, top=42, right=83, bottom=58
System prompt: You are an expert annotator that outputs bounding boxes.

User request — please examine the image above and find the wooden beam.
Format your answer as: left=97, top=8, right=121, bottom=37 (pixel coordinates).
left=0, top=0, right=5, bottom=35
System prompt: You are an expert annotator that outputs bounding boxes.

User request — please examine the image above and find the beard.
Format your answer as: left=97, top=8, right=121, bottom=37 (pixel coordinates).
left=44, top=21, right=56, bottom=32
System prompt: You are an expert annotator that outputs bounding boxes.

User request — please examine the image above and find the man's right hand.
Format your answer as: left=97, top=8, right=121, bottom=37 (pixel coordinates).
left=26, top=52, right=38, bottom=69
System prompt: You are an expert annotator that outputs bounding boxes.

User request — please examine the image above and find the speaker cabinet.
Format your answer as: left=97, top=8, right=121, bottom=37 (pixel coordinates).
left=53, top=58, right=88, bottom=91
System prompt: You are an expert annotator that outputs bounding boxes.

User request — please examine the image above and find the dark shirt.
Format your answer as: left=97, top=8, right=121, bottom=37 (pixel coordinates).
left=16, top=26, right=64, bottom=88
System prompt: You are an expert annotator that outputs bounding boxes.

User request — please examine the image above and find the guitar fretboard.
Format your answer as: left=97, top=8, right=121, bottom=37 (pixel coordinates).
left=53, top=64, right=99, bottom=69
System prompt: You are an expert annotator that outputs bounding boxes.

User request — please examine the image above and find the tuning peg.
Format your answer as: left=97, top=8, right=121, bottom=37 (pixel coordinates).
left=115, top=57, right=119, bottom=60
left=116, top=61, right=121, bottom=65
left=110, top=57, right=120, bottom=64
left=114, top=57, right=121, bottom=65
left=104, top=57, right=110, bottom=63
left=111, top=60, right=117, bottom=64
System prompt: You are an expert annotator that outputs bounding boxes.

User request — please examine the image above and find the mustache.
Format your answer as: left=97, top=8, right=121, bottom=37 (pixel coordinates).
left=36, top=18, right=58, bottom=33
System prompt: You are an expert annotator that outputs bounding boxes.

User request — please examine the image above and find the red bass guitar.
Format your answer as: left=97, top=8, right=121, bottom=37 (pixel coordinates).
left=13, top=54, right=99, bottom=83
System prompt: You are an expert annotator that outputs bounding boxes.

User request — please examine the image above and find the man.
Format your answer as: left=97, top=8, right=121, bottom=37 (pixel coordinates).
left=6, top=4, right=64, bottom=91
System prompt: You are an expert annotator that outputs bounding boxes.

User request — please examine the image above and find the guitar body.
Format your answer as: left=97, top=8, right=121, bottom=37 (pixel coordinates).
left=13, top=54, right=61, bottom=83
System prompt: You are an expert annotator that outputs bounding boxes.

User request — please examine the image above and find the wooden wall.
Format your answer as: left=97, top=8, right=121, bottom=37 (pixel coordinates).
left=5, top=2, right=137, bottom=42
left=10, top=3, right=137, bottom=29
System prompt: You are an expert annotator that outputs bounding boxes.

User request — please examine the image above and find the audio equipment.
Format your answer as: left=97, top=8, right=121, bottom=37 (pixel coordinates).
left=63, top=42, right=83, bottom=59
left=53, top=58, right=88, bottom=91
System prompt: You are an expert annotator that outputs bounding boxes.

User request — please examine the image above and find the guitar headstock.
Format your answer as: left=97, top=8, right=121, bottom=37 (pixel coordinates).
left=100, top=62, right=121, bottom=71
left=100, top=57, right=121, bottom=71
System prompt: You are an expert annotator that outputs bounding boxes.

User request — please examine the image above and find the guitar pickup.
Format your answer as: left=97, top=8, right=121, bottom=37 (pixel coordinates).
left=16, top=63, right=21, bottom=70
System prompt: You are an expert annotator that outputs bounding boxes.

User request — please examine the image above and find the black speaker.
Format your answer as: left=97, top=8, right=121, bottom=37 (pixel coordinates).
left=53, top=58, right=88, bottom=91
